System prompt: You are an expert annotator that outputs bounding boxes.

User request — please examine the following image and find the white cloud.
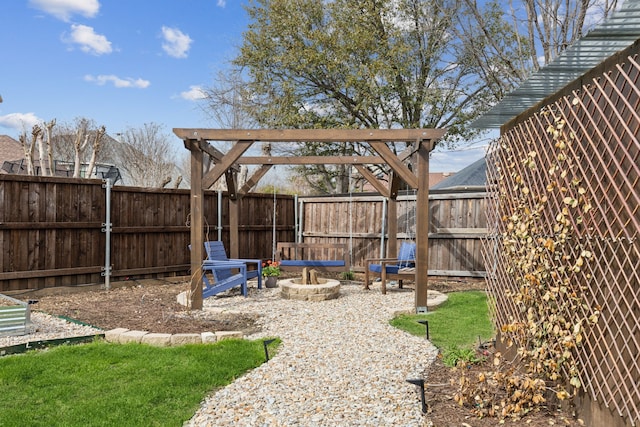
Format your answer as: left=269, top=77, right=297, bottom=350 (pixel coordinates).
left=84, top=74, right=150, bottom=89
left=217, top=0, right=226, bottom=6
left=65, top=24, right=112, bottom=55
left=29, top=0, right=100, bottom=22
left=161, top=26, right=192, bottom=58
left=180, top=85, right=206, bottom=101
left=0, top=112, right=42, bottom=133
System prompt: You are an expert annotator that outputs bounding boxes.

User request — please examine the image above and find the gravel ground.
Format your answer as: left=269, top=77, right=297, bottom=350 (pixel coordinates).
left=187, top=283, right=438, bottom=427
left=0, top=311, right=102, bottom=348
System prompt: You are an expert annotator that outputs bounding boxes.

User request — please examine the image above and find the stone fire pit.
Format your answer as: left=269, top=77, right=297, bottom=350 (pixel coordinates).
left=279, top=278, right=340, bottom=301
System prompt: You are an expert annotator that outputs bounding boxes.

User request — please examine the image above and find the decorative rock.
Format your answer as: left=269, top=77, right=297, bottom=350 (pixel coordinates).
left=170, top=333, right=202, bottom=346
left=176, top=290, right=190, bottom=307
left=215, top=331, right=243, bottom=340
left=141, top=333, right=172, bottom=347
left=104, top=328, right=129, bottom=343
left=201, top=331, right=217, bottom=344
left=393, top=290, right=449, bottom=316
left=427, top=290, right=449, bottom=308
left=118, top=330, right=148, bottom=344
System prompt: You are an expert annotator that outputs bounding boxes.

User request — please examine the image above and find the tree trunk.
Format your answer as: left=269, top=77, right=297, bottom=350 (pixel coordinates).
left=45, top=119, right=56, bottom=176
left=86, top=126, right=106, bottom=179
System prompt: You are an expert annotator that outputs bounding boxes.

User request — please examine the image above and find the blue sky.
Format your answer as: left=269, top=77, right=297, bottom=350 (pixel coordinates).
left=0, top=0, right=485, bottom=173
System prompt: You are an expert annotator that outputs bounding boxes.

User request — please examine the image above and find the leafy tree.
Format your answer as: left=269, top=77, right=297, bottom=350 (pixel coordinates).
left=231, top=0, right=528, bottom=193
left=454, top=0, right=532, bottom=100
left=209, top=0, right=615, bottom=194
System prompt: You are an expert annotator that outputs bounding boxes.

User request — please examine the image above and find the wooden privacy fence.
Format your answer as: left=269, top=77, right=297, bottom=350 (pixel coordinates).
left=298, top=191, right=487, bottom=276
left=0, top=174, right=295, bottom=293
left=483, top=40, right=640, bottom=426
left=0, top=173, right=485, bottom=293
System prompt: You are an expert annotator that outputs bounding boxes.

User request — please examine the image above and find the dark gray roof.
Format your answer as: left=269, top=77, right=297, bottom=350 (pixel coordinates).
left=472, top=0, right=640, bottom=128
left=431, top=157, right=486, bottom=191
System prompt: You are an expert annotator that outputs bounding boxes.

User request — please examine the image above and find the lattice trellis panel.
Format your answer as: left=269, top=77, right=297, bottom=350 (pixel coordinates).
left=483, top=49, right=640, bottom=425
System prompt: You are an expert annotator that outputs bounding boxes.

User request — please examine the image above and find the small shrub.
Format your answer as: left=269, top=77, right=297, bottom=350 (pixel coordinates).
left=442, top=346, right=483, bottom=367
left=340, top=270, right=355, bottom=281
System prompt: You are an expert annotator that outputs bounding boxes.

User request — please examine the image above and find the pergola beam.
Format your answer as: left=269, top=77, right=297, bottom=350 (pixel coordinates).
left=185, top=139, right=204, bottom=310
left=237, top=156, right=384, bottom=165
left=239, top=164, right=274, bottom=195
left=354, top=165, right=389, bottom=196
left=202, top=141, right=253, bottom=189
left=415, top=140, right=431, bottom=312
left=369, top=141, right=419, bottom=189
left=174, top=128, right=444, bottom=142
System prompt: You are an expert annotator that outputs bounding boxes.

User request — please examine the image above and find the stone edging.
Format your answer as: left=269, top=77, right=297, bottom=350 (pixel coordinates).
left=104, top=328, right=244, bottom=347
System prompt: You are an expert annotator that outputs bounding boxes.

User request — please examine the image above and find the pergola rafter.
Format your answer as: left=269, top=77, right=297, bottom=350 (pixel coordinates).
left=174, top=128, right=446, bottom=310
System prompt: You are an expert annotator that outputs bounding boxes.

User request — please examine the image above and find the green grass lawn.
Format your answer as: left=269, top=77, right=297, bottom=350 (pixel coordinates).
left=0, top=338, right=279, bottom=427
left=390, top=291, right=494, bottom=365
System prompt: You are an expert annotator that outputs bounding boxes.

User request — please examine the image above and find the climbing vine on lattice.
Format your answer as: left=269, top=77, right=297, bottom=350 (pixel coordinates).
left=455, top=106, right=601, bottom=419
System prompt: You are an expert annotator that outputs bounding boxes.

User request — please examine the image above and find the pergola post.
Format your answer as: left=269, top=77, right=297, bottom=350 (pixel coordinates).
left=229, top=199, right=239, bottom=258
left=225, top=170, right=240, bottom=258
left=188, top=139, right=204, bottom=310
left=415, top=140, right=431, bottom=313
left=387, top=198, right=397, bottom=255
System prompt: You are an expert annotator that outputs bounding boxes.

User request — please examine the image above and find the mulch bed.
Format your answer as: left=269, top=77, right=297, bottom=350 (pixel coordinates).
left=30, top=279, right=259, bottom=335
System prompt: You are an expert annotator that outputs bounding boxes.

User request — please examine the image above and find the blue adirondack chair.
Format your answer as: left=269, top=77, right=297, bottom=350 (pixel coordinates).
left=201, top=260, right=248, bottom=298
left=188, top=243, right=251, bottom=298
left=204, top=241, right=263, bottom=289
left=364, top=242, right=416, bottom=292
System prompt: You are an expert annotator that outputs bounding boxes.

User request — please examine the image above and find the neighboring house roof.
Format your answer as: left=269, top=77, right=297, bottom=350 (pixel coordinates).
left=428, top=172, right=454, bottom=188
left=0, top=135, right=25, bottom=169
left=431, top=157, right=486, bottom=191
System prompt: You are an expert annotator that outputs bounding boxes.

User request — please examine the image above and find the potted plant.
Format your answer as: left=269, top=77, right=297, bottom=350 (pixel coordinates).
left=262, top=260, right=281, bottom=288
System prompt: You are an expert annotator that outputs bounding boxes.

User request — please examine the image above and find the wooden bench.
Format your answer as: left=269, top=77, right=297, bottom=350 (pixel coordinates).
left=276, top=242, right=350, bottom=273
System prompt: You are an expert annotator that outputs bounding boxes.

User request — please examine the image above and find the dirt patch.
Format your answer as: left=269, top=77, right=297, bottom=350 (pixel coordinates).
left=30, top=279, right=259, bottom=335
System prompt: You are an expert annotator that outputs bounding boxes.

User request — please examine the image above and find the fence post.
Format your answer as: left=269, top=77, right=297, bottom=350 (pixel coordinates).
left=102, top=178, right=113, bottom=290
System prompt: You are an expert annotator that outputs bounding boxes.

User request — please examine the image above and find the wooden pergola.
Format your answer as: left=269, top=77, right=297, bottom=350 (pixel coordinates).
left=173, top=128, right=446, bottom=311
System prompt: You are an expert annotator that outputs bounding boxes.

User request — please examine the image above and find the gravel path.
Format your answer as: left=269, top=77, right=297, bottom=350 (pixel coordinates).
left=187, top=284, right=437, bottom=427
